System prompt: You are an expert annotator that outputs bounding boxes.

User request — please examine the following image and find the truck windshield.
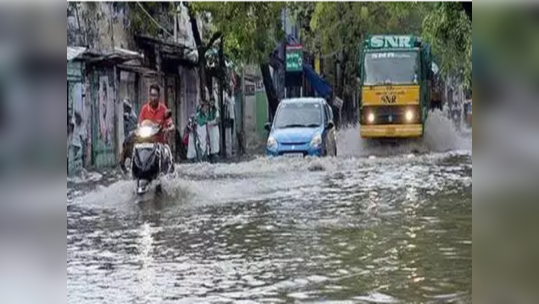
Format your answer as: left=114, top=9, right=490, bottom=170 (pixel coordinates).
left=364, top=51, right=418, bottom=85
left=274, top=103, right=322, bottom=129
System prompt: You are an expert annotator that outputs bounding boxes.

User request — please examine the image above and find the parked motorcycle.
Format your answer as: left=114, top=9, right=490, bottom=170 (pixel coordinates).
left=131, top=111, right=175, bottom=195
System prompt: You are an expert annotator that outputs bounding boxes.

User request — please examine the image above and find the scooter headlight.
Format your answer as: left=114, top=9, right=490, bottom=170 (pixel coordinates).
left=138, top=126, right=153, bottom=138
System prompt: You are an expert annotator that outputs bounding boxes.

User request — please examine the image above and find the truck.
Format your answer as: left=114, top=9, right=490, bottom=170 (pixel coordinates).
left=358, top=35, right=437, bottom=139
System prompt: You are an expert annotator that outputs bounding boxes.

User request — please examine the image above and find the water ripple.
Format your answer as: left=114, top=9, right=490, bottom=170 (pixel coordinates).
left=68, top=152, right=471, bottom=303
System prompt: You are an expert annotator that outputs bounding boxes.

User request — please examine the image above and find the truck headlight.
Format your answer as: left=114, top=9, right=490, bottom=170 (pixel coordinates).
left=310, top=134, right=322, bottom=147
left=367, top=112, right=375, bottom=123
left=405, top=110, right=414, bottom=122
left=267, top=137, right=277, bottom=149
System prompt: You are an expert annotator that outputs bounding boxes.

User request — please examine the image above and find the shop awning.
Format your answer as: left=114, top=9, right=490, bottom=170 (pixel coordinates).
left=303, top=64, right=333, bottom=99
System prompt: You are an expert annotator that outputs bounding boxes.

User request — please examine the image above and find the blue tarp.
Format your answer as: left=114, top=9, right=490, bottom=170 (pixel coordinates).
left=303, top=64, right=333, bottom=99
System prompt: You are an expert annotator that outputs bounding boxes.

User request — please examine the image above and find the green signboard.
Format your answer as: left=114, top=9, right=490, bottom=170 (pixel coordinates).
left=367, top=35, right=417, bottom=49
left=286, top=45, right=303, bottom=72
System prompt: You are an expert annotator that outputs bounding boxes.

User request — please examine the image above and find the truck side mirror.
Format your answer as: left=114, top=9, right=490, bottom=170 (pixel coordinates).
left=264, top=122, right=272, bottom=132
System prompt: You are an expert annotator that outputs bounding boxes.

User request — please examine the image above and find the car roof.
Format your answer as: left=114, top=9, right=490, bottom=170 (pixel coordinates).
left=280, top=98, right=327, bottom=105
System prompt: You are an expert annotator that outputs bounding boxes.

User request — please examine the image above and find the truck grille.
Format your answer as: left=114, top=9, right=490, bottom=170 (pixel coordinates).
left=361, top=106, right=421, bottom=125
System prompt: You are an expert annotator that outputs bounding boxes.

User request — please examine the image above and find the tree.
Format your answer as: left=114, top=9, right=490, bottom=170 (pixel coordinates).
left=422, top=2, right=472, bottom=88
left=189, top=2, right=286, bottom=116
left=184, top=2, right=223, bottom=102
left=291, top=2, right=430, bottom=123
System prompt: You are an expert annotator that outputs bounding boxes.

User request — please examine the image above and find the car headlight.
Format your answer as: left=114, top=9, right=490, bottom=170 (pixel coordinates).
left=405, top=110, right=414, bottom=122
left=367, top=112, right=375, bottom=123
left=138, top=126, right=153, bottom=138
left=267, top=137, right=277, bottom=149
left=310, top=134, right=322, bottom=147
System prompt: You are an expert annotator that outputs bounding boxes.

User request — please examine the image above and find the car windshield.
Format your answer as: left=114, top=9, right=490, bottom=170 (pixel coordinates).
left=364, top=51, right=418, bottom=85
left=274, top=102, right=322, bottom=129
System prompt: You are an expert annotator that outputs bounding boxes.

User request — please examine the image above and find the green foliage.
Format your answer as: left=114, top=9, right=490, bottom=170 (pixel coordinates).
left=290, top=2, right=472, bottom=94
left=290, top=2, right=430, bottom=96
left=305, top=2, right=428, bottom=55
left=191, top=2, right=286, bottom=65
left=422, top=3, right=472, bottom=87
left=287, top=2, right=317, bottom=50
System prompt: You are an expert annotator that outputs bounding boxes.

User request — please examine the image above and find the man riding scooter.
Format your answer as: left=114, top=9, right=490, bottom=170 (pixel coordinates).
left=120, top=85, right=175, bottom=173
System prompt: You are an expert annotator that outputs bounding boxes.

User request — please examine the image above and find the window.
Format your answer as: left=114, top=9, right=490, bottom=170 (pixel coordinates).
left=323, top=103, right=329, bottom=123
left=326, top=104, right=334, bottom=122
left=364, top=51, right=419, bottom=85
left=274, top=102, right=323, bottom=129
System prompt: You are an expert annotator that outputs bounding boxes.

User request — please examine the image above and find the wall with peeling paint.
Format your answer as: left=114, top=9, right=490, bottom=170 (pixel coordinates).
left=67, top=3, right=136, bottom=173
left=67, top=60, right=87, bottom=176
left=87, top=66, right=118, bottom=169
left=67, top=2, right=133, bottom=51
left=66, top=2, right=230, bottom=165
left=68, top=59, right=121, bottom=175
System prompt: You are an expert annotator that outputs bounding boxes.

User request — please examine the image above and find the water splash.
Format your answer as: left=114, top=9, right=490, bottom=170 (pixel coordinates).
left=423, top=109, right=472, bottom=153
left=70, top=150, right=471, bottom=216
left=336, top=109, right=472, bottom=158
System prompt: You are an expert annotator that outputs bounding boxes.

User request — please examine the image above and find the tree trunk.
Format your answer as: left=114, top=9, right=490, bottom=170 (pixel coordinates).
left=219, top=38, right=226, bottom=158
left=260, top=63, right=279, bottom=120
left=338, top=51, right=353, bottom=124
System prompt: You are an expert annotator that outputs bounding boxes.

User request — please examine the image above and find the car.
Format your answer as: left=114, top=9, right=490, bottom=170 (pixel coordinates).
left=265, top=98, right=337, bottom=158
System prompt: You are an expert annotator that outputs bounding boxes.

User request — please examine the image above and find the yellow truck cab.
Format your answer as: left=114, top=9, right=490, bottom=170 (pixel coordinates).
left=359, top=35, right=434, bottom=139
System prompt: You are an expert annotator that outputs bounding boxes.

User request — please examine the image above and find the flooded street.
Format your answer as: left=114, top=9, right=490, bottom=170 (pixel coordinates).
left=68, top=113, right=472, bottom=303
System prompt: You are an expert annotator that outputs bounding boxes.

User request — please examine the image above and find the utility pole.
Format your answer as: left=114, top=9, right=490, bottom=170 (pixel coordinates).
left=219, top=37, right=226, bottom=159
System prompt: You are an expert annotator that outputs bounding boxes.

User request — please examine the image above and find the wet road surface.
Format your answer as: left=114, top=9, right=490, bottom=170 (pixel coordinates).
left=68, top=152, right=471, bottom=303
left=68, top=112, right=472, bottom=303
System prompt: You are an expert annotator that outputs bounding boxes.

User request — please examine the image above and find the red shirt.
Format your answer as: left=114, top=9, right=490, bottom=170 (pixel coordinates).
left=139, top=102, right=171, bottom=124
left=138, top=102, right=172, bottom=143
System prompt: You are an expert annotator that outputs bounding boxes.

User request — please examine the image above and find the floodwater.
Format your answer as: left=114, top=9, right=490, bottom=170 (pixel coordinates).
left=68, top=110, right=472, bottom=303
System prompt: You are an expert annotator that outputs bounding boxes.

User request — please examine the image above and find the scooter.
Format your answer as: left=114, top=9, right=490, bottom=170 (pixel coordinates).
left=131, top=111, right=175, bottom=195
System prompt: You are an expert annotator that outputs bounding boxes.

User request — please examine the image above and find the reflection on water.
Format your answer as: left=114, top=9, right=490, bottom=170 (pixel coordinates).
left=67, top=152, right=471, bottom=303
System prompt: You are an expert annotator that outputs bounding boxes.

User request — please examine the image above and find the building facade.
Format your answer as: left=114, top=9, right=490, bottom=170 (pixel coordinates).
left=67, top=2, right=202, bottom=175
left=67, top=2, right=245, bottom=175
